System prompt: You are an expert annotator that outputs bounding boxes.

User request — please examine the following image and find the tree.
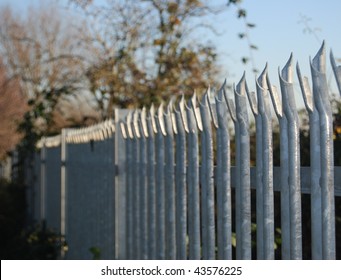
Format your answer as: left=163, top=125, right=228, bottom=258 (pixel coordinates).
left=0, top=4, right=89, bottom=140
left=0, top=60, right=26, bottom=159
left=69, top=0, right=226, bottom=116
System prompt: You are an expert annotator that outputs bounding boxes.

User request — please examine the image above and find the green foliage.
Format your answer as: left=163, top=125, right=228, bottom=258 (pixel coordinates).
left=89, top=247, right=101, bottom=260
left=227, top=0, right=258, bottom=73
left=76, top=0, right=223, bottom=113
left=0, top=179, right=65, bottom=259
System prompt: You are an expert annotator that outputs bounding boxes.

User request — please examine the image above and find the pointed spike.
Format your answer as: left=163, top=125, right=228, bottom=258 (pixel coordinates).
left=200, top=91, right=209, bottom=106
left=219, top=78, right=227, bottom=91
left=205, top=90, right=218, bottom=129
left=178, top=95, right=189, bottom=133
left=247, top=86, right=258, bottom=116
left=257, top=63, right=268, bottom=87
left=190, top=93, right=203, bottom=132
left=178, top=95, right=185, bottom=113
left=171, top=110, right=178, bottom=135
left=222, top=84, right=236, bottom=122
left=261, top=62, right=268, bottom=75
left=226, top=97, right=236, bottom=122
left=206, top=84, right=211, bottom=95
left=190, top=91, right=197, bottom=109
left=235, top=74, right=246, bottom=96
left=312, top=41, right=326, bottom=74
left=280, top=53, right=294, bottom=83
left=266, top=74, right=282, bottom=118
left=141, top=107, right=149, bottom=138
left=157, top=103, right=167, bottom=136
left=133, top=110, right=141, bottom=138
left=126, top=111, right=134, bottom=139
left=167, top=96, right=176, bottom=113
left=296, top=61, right=313, bottom=112
left=241, top=71, right=246, bottom=80
left=158, top=102, right=164, bottom=117
left=150, top=103, right=155, bottom=117
left=149, top=104, right=158, bottom=134
left=217, top=85, right=224, bottom=102
left=141, top=106, right=146, bottom=119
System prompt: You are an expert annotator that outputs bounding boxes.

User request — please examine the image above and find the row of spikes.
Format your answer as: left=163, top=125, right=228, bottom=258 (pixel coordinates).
left=120, top=43, right=341, bottom=139
left=36, top=119, right=115, bottom=148
left=66, top=119, right=115, bottom=144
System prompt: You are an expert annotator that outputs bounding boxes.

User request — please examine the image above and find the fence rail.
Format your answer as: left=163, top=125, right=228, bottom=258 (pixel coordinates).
left=25, top=43, right=341, bottom=260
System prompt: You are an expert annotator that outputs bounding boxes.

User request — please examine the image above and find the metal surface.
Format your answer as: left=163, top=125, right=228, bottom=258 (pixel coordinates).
left=297, top=62, right=322, bottom=259
left=186, top=94, right=201, bottom=260
left=268, top=74, right=291, bottom=260
left=164, top=103, right=176, bottom=260
left=233, top=74, right=252, bottom=260
left=199, top=90, right=216, bottom=260
left=279, top=54, right=302, bottom=259
left=155, top=104, right=166, bottom=259
left=247, top=65, right=275, bottom=259
left=138, top=108, right=148, bottom=259
left=131, top=111, right=140, bottom=259
left=124, top=114, right=134, bottom=259
left=215, top=83, right=232, bottom=259
left=29, top=44, right=340, bottom=260
left=310, top=43, right=335, bottom=259
left=174, top=97, right=187, bottom=260
left=146, top=105, right=156, bottom=259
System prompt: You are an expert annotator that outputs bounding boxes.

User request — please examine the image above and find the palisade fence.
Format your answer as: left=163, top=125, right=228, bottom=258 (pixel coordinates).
left=27, top=43, right=341, bottom=260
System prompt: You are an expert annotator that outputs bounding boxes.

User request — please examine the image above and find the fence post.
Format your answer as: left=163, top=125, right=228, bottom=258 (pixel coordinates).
left=297, top=63, right=322, bottom=259
left=138, top=108, right=148, bottom=260
left=310, top=43, right=335, bottom=259
left=279, top=54, right=302, bottom=260
left=115, top=109, right=131, bottom=259
left=122, top=114, right=133, bottom=259
left=40, top=139, right=46, bottom=222
left=246, top=77, right=264, bottom=260
left=192, top=94, right=209, bottom=259
left=215, top=84, right=232, bottom=259
left=155, top=104, right=166, bottom=259
left=186, top=94, right=201, bottom=260
left=257, top=66, right=274, bottom=259
left=146, top=105, right=156, bottom=259
left=130, top=111, right=140, bottom=259
left=268, top=75, right=291, bottom=260
left=174, top=97, right=187, bottom=260
left=198, top=90, right=215, bottom=260
left=233, top=74, right=252, bottom=260
left=61, top=129, right=67, bottom=259
left=164, top=102, right=176, bottom=260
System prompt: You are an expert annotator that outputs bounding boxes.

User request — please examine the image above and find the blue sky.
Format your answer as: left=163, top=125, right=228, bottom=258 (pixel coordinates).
left=219, top=0, right=341, bottom=90
left=1, top=0, right=340, bottom=107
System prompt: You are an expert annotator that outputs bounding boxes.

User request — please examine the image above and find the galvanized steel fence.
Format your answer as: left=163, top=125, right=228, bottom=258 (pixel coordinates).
left=29, top=43, right=341, bottom=260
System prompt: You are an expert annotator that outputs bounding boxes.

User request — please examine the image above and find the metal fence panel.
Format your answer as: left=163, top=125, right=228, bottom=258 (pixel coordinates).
left=27, top=43, right=341, bottom=260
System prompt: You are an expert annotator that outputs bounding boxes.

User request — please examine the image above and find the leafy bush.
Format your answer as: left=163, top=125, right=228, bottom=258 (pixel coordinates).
left=0, top=178, right=65, bottom=259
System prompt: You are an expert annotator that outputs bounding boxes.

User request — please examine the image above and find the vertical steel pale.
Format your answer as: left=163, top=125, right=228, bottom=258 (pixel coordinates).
left=310, top=43, right=335, bottom=260
left=268, top=76, right=291, bottom=260
left=215, top=84, right=232, bottom=260
left=146, top=105, right=156, bottom=259
left=234, top=75, right=252, bottom=260
left=199, top=91, right=216, bottom=260
left=164, top=104, right=176, bottom=260
left=186, top=95, right=201, bottom=260
left=138, top=109, right=148, bottom=260
left=297, top=63, right=322, bottom=259
left=155, top=104, right=166, bottom=260
left=174, top=97, right=187, bottom=260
